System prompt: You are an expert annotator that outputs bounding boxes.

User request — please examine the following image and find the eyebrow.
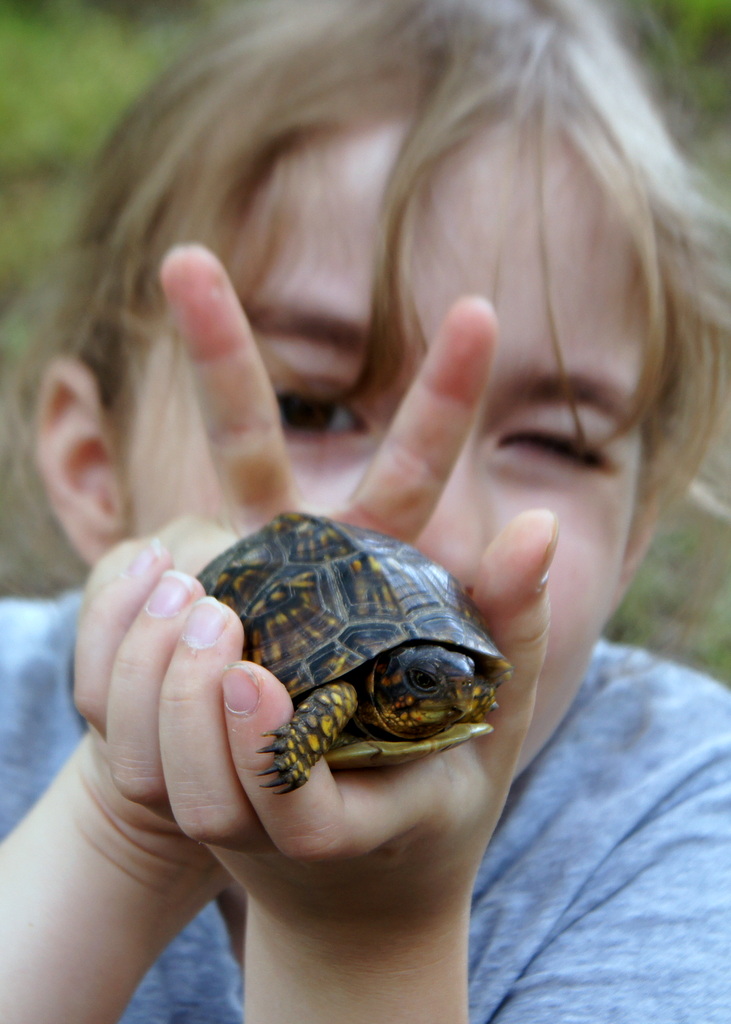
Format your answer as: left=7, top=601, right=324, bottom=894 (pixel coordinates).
left=247, top=303, right=368, bottom=352
left=524, top=371, right=636, bottom=424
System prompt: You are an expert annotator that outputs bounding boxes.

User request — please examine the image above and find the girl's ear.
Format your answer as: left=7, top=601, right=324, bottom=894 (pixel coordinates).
left=35, top=358, right=126, bottom=565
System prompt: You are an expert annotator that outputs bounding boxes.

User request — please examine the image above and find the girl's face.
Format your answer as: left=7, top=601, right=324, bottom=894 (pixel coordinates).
left=126, top=123, right=653, bottom=768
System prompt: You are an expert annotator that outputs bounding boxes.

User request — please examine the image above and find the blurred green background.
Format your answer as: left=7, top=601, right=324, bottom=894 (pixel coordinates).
left=1, top=0, right=730, bottom=676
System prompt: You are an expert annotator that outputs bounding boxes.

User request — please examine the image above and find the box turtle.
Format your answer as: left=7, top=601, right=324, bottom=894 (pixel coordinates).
left=199, top=512, right=511, bottom=792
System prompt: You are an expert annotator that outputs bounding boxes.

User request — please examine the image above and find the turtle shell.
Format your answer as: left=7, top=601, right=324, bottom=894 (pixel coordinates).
left=198, top=512, right=507, bottom=698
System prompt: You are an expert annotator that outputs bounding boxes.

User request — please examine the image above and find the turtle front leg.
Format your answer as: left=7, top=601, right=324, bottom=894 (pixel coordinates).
left=258, top=681, right=358, bottom=793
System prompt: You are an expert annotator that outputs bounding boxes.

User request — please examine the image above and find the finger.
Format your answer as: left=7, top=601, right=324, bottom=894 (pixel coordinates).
left=154, top=515, right=238, bottom=578
left=345, top=296, right=496, bottom=539
left=159, top=598, right=268, bottom=848
left=106, top=571, right=204, bottom=811
left=219, top=666, right=484, bottom=863
left=472, top=509, right=558, bottom=761
left=160, top=244, right=299, bottom=526
left=75, top=539, right=172, bottom=734
left=273, top=513, right=555, bottom=861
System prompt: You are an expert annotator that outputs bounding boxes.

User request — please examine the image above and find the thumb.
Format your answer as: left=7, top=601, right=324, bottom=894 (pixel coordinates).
left=473, top=509, right=558, bottom=763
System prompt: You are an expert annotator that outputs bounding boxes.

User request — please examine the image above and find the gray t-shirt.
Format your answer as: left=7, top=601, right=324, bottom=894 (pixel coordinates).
left=2, top=592, right=730, bottom=1022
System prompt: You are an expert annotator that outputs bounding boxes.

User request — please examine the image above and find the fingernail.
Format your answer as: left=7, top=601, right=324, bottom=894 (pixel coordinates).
left=183, top=597, right=227, bottom=649
left=123, top=538, right=163, bottom=577
left=146, top=570, right=196, bottom=617
left=223, top=665, right=261, bottom=716
left=537, top=513, right=559, bottom=593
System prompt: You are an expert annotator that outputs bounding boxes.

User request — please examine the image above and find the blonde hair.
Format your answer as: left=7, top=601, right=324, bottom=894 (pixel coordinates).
left=2, top=0, right=731, bottom=593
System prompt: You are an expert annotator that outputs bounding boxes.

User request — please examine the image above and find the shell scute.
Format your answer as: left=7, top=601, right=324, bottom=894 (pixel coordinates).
left=269, top=513, right=355, bottom=562
left=332, top=553, right=401, bottom=620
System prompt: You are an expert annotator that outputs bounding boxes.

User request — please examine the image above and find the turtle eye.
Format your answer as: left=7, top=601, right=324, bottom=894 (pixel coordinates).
left=407, top=669, right=441, bottom=694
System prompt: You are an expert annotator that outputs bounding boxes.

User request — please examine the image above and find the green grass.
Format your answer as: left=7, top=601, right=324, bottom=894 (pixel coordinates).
left=0, top=1, right=201, bottom=313
left=627, top=0, right=731, bottom=121
left=608, top=508, right=731, bottom=681
left=1, top=10, right=153, bottom=173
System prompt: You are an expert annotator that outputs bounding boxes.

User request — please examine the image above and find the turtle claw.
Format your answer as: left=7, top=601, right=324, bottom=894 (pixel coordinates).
left=257, top=729, right=312, bottom=792
left=257, top=771, right=301, bottom=794
left=257, top=681, right=359, bottom=793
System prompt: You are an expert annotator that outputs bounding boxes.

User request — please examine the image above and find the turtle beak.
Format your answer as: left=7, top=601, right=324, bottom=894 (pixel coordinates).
left=449, top=677, right=476, bottom=717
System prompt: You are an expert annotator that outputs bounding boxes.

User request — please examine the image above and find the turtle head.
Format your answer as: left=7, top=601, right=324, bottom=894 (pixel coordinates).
left=356, top=643, right=481, bottom=740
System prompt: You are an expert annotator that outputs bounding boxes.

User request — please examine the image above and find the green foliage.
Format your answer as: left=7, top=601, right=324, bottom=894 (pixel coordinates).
left=644, top=0, right=731, bottom=49
left=0, top=3, right=171, bottom=174
left=609, top=509, right=731, bottom=680
left=0, top=0, right=195, bottom=306
left=627, top=0, right=731, bottom=128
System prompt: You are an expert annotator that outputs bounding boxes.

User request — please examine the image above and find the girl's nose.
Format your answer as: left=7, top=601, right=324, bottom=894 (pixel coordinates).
left=416, top=453, right=491, bottom=589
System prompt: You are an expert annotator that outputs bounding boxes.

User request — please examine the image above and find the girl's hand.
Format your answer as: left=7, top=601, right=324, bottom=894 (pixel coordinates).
left=154, top=507, right=555, bottom=1024
left=73, top=518, right=237, bottom=876
left=160, top=243, right=496, bottom=543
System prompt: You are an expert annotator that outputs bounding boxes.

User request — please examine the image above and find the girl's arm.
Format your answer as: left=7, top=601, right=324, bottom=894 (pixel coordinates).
left=0, top=740, right=225, bottom=1024
left=0, top=536, right=235, bottom=1024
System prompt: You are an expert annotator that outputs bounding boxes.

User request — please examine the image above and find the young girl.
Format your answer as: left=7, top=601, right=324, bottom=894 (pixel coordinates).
left=1, top=0, right=730, bottom=1021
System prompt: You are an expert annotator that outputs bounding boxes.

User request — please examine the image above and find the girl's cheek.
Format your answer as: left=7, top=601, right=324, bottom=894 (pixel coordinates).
left=292, top=459, right=367, bottom=509
left=127, top=449, right=225, bottom=535
left=286, top=437, right=376, bottom=508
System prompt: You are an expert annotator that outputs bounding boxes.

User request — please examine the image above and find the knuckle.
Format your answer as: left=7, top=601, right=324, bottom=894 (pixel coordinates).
left=79, top=574, right=128, bottom=638
left=74, top=688, right=106, bottom=733
left=174, top=798, right=247, bottom=846
left=113, top=645, right=157, bottom=695
left=383, top=435, right=443, bottom=494
left=85, top=540, right=142, bottom=595
left=111, top=761, right=167, bottom=809
left=495, top=596, right=552, bottom=663
left=271, top=818, right=347, bottom=862
left=210, top=409, right=279, bottom=452
left=515, top=609, right=552, bottom=654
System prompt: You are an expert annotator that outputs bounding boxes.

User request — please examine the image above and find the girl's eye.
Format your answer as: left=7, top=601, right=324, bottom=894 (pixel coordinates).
left=277, top=392, right=359, bottom=434
left=504, top=432, right=604, bottom=468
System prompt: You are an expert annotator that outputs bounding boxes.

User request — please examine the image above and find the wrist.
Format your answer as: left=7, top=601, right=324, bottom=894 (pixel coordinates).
left=243, top=893, right=471, bottom=1024
left=74, top=735, right=227, bottom=900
